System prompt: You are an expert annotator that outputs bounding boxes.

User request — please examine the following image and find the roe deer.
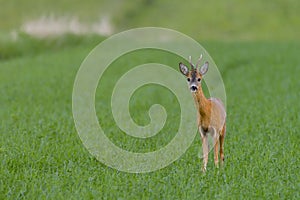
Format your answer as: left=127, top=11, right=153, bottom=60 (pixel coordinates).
left=179, top=55, right=226, bottom=172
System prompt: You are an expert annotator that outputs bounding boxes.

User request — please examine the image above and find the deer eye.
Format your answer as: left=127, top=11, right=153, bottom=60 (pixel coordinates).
left=197, top=78, right=201, bottom=82
left=187, top=78, right=191, bottom=82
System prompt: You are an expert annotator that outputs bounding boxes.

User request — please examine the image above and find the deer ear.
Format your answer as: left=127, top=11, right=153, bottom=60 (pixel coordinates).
left=199, top=61, right=209, bottom=75
left=179, top=62, right=189, bottom=76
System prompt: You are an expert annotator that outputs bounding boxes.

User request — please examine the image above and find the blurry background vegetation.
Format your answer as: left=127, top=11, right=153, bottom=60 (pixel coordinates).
left=0, top=0, right=299, bottom=41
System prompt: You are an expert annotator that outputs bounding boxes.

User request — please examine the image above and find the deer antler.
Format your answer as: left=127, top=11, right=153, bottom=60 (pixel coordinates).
left=196, top=54, right=203, bottom=69
left=189, top=56, right=195, bottom=69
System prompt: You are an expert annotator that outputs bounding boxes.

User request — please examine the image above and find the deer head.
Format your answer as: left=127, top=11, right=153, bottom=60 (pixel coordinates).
left=179, top=55, right=209, bottom=92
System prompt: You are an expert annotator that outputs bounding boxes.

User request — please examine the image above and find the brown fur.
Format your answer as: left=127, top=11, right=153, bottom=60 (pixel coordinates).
left=192, top=85, right=226, bottom=171
left=180, top=60, right=226, bottom=172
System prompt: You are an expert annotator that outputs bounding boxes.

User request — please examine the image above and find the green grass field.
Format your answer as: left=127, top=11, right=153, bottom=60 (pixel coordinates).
left=1, top=0, right=300, bottom=199
left=1, top=38, right=299, bottom=199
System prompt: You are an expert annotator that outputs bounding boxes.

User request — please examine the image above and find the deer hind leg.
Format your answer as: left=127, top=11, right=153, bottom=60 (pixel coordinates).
left=200, top=127, right=209, bottom=172
left=212, top=128, right=219, bottom=168
left=219, top=123, right=226, bottom=165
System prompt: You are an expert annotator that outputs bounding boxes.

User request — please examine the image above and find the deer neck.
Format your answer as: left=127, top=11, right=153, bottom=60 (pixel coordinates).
left=192, top=86, right=209, bottom=115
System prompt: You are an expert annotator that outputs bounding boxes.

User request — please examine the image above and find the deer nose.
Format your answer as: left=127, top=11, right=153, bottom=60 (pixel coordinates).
left=190, top=85, right=198, bottom=92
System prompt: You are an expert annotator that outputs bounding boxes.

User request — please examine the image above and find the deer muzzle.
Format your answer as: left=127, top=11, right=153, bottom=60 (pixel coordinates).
left=190, top=85, right=198, bottom=92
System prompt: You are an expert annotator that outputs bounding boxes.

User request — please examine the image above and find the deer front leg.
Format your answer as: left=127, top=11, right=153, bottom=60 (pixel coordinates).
left=200, top=127, right=209, bottom=172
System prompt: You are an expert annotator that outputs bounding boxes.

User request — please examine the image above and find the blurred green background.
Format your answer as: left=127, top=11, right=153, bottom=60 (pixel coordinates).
left=1, top=0, right=299, bottom=41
